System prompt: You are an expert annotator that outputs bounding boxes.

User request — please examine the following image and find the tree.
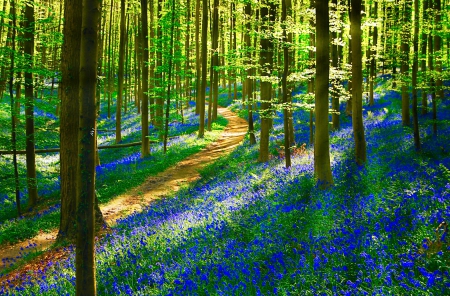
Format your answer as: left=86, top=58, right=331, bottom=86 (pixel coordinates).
left=411, top=0, right=421, bottom=150
left=351, top=0, right=367, bottom=165
left=9, top=0, right=21, bottom=217
left=400, top=0, right=411, bottom=127
left=141, top=0, right=150, bottom=157
left=198, top=0, right=207, bottom=138
left=116, top=0, right=127, bottom=143
left=244, top=2, right=256, bottom=145
left=282, top=0, right=292, bottom=167
left=24, top=0, right=38, bottom=208
left=76, top=0, right=101, bottom=293
left=258, top=0, right=276, bottom=163
left=314, top=0, right=333, bottom=186
left=59, top=0, right=82, bottom=240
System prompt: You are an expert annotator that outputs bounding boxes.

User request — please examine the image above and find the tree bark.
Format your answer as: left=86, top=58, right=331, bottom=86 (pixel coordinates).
left=400, top=0, right=410, bottom=127
left=9, top=0, right=21, bottom=217
left=24, top=0, right=38, bottom=208
left=351, top=0, right=367, bottom=165
left=116, top=0, right=126, bottom=143
left=76, top=0, right=101, bottom=294
left=141, top=0, right=150, bottom=157
left=198, top=0, right=207, bottom=138
left=258, top=0, right=275, bottom=163
left=282, top=0, right=292, bottom=167
left=412, top=0, right=421, bottom=150
left=314, top=0, right=333, bottom=186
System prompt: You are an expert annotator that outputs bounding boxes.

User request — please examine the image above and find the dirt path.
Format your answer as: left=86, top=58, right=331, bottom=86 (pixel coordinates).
left=0, top=106, right=247, bottom=277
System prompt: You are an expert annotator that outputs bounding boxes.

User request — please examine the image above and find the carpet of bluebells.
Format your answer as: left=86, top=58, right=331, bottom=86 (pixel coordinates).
left=1, top=83, right=450, bottom=295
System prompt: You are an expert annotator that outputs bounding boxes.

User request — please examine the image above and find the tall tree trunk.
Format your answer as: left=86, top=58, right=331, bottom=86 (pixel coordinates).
left=314, top=0, right=333, bottom=186
left=282, top=0, right=292, bottom=167
left=141, top=0, right=150, bottom=157
left=433, top=0, right=441, bottom=136
left=420, top=0, right=428, bottom=114
left=369, top=0, right=377, bottom=106
left=185, top=0, right=191, bottom=107
left=164, top=0, right=176, bottom=153
left=76, top=0, right=101, bottom=293
left=245, top=3, right=256, bottom=145
left=351, top=0, right=367, bottom=165
left=116, top=0, right=126, bottom=143
left=24, top=0, right=38, bottom=208
left=198, top=0, right=207, bottom=138
left=412, top=0, right=421, bottom=150
left=258, top=0, right=275, bottom=163
left=155, top=0, right=164, bottom=137
left=401, top=0, right=410, bottom=127
left=195, top=0, right=201, bottom=114
left=9, top=0, right=21, bottom=217
left=211, top=0, right=219, bottom=121
left=331, top=0, right=340, bottom=129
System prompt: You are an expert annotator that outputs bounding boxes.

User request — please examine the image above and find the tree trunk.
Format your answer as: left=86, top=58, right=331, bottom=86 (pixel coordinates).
left=164, top=0, right=176, bottom=153
left=433, top=0, right=441, bottom=136
left=258, top=0, right=275, bottom=163
left=211, top=0, right=219, bottom=121
left=400, top=0, right=410, bottom=127
left=369, top=1, right=377, bottom=106
left=76, top=0, right=101, bottom=293
left=411, top=0, right=421, bottom=150
left=195, top=0, right=201, bottom=114
left=282, top=0, right=292, bottom=167
left=314, top=0, right=333, bottom=186
left=24, top=1, right=38, bottom=208
left=116, top=0, right=126, bottom=143
left=198, top=0, right=207, bottom=138
left=245, top=3, right=256, bottom=145
left=9, top=0, right=21, bottom=217
left=351, top=0, right=367, bottom=165
left=331, top=0, right=340, bottom=129
left=141, top=0, right=150, bottom=157
left=420, top=0, right=428, bottom=114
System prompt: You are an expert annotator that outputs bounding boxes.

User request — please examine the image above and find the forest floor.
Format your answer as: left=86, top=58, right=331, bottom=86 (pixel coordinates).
left=0, top=106, right=247, bottom=286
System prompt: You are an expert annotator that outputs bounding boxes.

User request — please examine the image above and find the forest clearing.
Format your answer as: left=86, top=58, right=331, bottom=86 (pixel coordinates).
left=0, top=0, right=450, bottom=295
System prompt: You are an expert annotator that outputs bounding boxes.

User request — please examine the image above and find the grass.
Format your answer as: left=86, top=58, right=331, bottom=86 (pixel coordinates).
left=0, top=96, right=228, bottom=247
left=2, top=80, right=450, bottom=295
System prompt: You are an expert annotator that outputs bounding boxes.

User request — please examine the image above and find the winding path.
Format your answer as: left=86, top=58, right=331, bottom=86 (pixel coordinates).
left=0, top=106, right=247, bottom=279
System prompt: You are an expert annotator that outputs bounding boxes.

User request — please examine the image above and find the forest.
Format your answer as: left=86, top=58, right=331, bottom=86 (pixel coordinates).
left=0, top=0, right=449, bottom=294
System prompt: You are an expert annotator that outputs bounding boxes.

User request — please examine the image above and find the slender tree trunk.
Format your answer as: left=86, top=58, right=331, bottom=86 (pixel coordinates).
left=164, top=0, right=176, bottom=153
left=412, top=0, right=421, bottom=150
left=211, top=0, right=219, bottom=121
left=155, top=0, right=164, bottom=137
left=351, top=0, right=367, bottom=165
left=331, top=0, right=340, bottom=129
left=245, top=3, right=256, bottom=145
left=433, top=0, right=441, bottom=136
left=116, top=0, right=126, bottom=143
left=258, top=0, right=275, bottom=163
left=141, top=0, right=150, bottom=157
left=282, top=0, right=292, bottom=167
left=369, top=1, right=377, bottom=106
left=198, top=0, right=207, bottom=138
left=9, top=0, right=21, bottom=217
left=421, top=0, right=428, bottom=114
left=76, top=0, right=101, bottom=293
left=401, top=0, right=410, bottom=127
left=315, top=0, right=333, bottom=186
left=195, top=0, right=201, bottom=114
left=24, top=1, right=38, bottom=208
left=185, top=0, right=191, bottom=107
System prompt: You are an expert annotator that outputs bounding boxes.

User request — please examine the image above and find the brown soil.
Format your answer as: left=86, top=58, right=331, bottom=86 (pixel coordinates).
left=0, top=106, right=247, bottom=286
